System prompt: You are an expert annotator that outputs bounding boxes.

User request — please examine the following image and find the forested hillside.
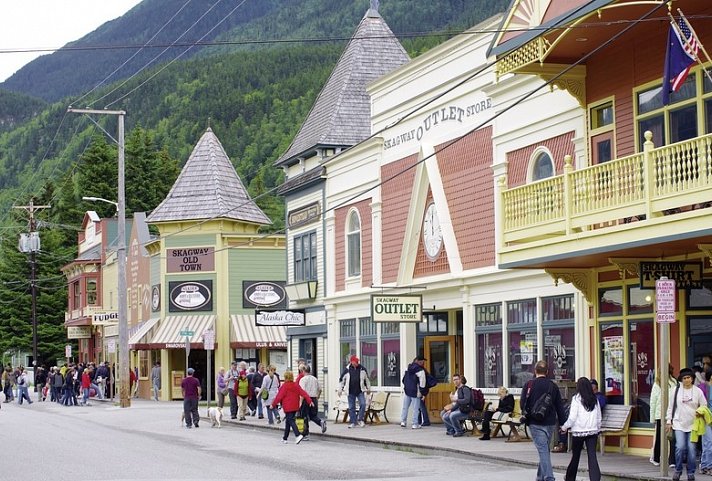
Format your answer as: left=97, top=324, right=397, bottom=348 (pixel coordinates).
left=0, top=90, right=46, bottom=133
left=1, top=0, right=507, bottom=102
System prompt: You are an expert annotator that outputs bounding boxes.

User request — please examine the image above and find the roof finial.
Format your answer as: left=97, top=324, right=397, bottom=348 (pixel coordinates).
left=370, top=0, right=379, bottom=11
left=207, top=117, right=211, bottom=131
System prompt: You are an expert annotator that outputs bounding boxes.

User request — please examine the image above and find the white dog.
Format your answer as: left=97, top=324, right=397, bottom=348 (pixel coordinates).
left=208, top=406, right=223, bottom=428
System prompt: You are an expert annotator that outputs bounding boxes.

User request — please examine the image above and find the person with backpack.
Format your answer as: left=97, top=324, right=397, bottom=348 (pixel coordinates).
left=401, top=356, right=427, bottom=429
left=441, top=373, right=472, bottom=437
left=16, top=367, right=33, bottom=405
left=418, top=368, right=438, bottom=426
left=520, top=360, right=567, bottom=481
left=560, top=377, right=602, bottom=481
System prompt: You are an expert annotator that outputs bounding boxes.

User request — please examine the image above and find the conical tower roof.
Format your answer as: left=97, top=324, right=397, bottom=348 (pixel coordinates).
left=275, top=6, right=409, bottom=166
left=147, top=128, right=271, bottom=225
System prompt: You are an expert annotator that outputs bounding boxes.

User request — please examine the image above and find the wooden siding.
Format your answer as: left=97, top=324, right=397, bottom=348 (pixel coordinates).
left=228, top=249, right=286, bottom=313
left=413, top=190, right=450, bottom=278
left=437, top=127, right=495, bottom=270
left=506, top=131, right=575, bottom=188
left=334, top=199, right=373, bottom=292
left=381, top=154, right=418, bottom=283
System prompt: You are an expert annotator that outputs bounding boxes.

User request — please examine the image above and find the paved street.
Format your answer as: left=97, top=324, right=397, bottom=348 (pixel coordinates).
left=4, top=398, right=544, bottom=481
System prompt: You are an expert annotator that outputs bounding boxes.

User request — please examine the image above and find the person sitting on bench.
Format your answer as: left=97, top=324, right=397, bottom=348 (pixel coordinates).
left=480, top=386, right=514, bottom=440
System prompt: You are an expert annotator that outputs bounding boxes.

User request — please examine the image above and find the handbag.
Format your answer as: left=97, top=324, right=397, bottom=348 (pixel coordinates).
left=261, top=377, right=273, bottom=400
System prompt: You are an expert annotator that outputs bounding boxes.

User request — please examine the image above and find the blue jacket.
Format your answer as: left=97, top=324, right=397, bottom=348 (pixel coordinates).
left=402, top=363, right=425, bottom=397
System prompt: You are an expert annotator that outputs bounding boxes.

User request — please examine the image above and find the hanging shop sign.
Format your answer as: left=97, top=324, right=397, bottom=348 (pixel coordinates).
left=243, top=281, right=287, bottom=309
left=371, top=294, right=422, bottom=322
left=151, top=285, right=161, bottom=312
left=67, top=326, right=92, bottom=339
left=255, top=309, right=306, bottom=327
left=168, top=280, right=213, bottom=312
left=639, top=261, right=702, bottom=289
left=166, top=247, right=215, bottom=273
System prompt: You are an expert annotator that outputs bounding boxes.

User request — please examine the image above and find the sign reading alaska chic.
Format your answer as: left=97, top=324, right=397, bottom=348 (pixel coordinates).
left=242, top=281, right=287, bottom=309
left=639, top=261, right=703, bottom=289
left=168, top=280, right=213, bottom=312
left=166, top=247, right=215, bottom=273
left=255, top=309, right=306, bottom=326
left=371, top=294, right=422, bottom=322
left=383, top=95, right=493, bottom=151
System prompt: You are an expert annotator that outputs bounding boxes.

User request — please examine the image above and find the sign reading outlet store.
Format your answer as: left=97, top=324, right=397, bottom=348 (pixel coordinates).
left=371, top=294, right=422, bottom=322
left=168, top=280, right=213, bottom=312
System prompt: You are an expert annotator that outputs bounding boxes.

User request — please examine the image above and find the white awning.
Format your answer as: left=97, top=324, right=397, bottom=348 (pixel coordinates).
left=230, top=314, right=286, bottom=349
left=149, top=315, right=215, bottom=349
left=128, top=317, right=161, bottom=349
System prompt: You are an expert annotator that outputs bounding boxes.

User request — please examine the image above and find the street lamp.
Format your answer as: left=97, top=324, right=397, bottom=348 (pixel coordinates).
left=70, top=107, right=129, bottom=408
left=82, top=196, right=119, bottom=210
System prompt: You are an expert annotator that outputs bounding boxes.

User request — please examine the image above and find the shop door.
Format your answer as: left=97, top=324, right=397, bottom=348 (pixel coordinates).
left=424, top=336, right=455, bottom=423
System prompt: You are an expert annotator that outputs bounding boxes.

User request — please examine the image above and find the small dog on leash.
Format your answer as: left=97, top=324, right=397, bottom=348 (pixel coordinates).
left=208, top=406, right=223, bottom=428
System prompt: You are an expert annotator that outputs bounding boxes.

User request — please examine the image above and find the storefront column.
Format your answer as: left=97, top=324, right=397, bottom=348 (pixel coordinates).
left=159, top=349, right=170, bottom=401
left=461, top=286, right=475, bottom=384
left=401, top=322, right=418, bottom=372
left=215, top=233, right=231, bottom=371
left=575, top=292, right=590, bottom=377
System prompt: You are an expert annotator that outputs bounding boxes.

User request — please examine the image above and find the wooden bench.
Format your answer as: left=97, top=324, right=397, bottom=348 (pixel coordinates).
left=365, top=391, right=390, bottom=424
left=598, top=404, right=633, bottom=455
left=490, top=399, right=529, bottom=441
left=460, top=401, right=491, bottom=436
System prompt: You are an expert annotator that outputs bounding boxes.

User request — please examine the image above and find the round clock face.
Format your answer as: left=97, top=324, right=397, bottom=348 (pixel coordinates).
left=423, top=202, right=443, bottom=260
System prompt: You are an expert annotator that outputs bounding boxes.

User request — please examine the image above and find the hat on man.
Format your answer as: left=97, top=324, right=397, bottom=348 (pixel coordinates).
left=679, top=367, right=694, bottom=379
left=350, top=355, right=359, bottom=364
left=187, top=368, right=195, bottom=375
left=415, top=355, right=427, bottom=362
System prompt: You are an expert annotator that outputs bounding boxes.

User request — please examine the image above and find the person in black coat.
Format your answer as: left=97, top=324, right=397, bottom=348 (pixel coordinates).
left=480, top=386, right=515, bottom=440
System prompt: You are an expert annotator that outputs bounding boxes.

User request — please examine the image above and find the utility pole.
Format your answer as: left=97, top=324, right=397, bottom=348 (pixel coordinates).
left=68, top=107, right=129, bottom=408
left=15, top=198, right=50, bottom=389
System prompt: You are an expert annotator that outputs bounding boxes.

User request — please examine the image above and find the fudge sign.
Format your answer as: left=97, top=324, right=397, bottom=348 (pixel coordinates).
left=168, top=280, right=213, bottom=312
left=166, top=247, right=215, bottom=273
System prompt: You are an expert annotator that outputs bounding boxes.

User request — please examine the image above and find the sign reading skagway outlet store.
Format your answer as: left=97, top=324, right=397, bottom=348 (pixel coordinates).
left=371, top=294, right=422, bottom=322
left=639, top=261, right=703, bottom=289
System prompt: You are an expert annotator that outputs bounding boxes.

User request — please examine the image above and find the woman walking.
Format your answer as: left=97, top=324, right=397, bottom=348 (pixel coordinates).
left=261, top=366, right=281, bottom=424
left=16, top=368, right=33, bottom=405
left=560, top=377, right=602, bottom=481
left=271, top=370, right=313, bottom=444
left=216, top=367, right=227, bottom=408
left=667, top=367, right=706, bottom=481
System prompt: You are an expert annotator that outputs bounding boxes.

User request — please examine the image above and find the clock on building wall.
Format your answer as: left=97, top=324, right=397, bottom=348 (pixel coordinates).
left=423, top=202, right=443, bottom=260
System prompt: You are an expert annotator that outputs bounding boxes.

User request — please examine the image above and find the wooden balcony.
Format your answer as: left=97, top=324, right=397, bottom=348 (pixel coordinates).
left=497, top=132, right=712, bottom=269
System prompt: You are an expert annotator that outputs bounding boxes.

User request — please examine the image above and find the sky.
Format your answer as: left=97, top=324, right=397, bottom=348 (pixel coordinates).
left=0, top=0, right=143, bottom=82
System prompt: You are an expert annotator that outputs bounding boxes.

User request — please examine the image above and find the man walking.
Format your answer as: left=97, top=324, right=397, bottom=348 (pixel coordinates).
left=401, top=356, right=426, bottom=429
left=338, top=356, right=370, bottom=428
left=520, top=360, right=567, bottom=481
left=226, top=361, right=239, bottom=419
left=252, top=363, right=266, bottom=419
left=181, top=368, right=201, bottom=429
left=151, top=362, right=161, bottom=401
left=299, top=365, right=327, bottom=439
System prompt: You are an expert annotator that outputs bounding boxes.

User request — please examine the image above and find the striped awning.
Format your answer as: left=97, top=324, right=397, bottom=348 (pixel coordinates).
left=128, top=317, right=161, bottom=349
left=148, top=315, right=215, bottom=349
left=230, top=314, right=286, bottom=349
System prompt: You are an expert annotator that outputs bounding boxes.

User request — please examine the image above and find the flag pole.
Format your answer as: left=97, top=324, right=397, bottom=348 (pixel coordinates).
left=675, top=9, right=712, bottom=84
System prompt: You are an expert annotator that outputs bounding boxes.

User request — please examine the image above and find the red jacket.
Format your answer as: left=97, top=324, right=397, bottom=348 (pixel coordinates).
left=272, top=381, right=312, bottom=413
left=81, top=372, right=91, bottom=389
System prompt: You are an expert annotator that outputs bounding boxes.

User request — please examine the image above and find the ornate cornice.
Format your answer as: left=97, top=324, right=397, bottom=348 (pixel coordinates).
left=545, top=268, right=594, bottom=305
left=517, top=64, right=587, bottom=108
left=699, top=244, right=712, bottom=267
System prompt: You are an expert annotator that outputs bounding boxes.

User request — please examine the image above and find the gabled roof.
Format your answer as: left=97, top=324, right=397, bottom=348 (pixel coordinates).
left=147, top=128, right=271, bottom=225
left=275, top=7, right=409, bottom=167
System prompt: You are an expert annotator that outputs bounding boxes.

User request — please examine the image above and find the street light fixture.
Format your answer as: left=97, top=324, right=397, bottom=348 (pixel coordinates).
left=82, top=196, right=119, bottom=210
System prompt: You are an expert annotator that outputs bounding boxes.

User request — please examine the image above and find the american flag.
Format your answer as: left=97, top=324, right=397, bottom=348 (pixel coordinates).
left=662, top=16, right=700, bottom=105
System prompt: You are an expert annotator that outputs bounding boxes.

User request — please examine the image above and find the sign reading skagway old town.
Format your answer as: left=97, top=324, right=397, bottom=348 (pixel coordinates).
left=639, top=261, right=703, bottom=289
left=370, top=294, right=422, bottom=322
left=255, top=309, right=306, bottom=326
left=166, top=247, right=215, bottom=273
left=243, top=281, right=287, bottom=309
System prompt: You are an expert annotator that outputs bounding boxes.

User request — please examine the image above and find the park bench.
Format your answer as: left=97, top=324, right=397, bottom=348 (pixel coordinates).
left=365, top=391, right=390, bottom=424
left=460, top=401, right=491, bottom=436
left=598, top=404, right=633, bottom=454
left=490, top=398, right=528, bottom=441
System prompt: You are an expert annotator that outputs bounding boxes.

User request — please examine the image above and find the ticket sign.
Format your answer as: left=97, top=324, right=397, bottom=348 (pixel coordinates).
left=655, top=278, right=676, bottom=323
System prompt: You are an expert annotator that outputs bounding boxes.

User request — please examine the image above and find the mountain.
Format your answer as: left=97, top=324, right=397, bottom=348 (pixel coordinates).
left=0, top=90, right=46, bottom=133
left=1, top=0, right=507, bottom=102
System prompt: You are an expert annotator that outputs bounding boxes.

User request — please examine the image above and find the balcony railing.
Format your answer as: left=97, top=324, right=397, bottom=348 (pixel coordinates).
left=499, top=131, right=712, bottom=246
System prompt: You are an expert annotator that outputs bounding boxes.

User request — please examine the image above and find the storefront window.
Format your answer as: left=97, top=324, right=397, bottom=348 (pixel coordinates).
left=477, top=331, right=503, bottom=388
left=419, top=312, right=448, bottom=333
left=359, top=318, right=377, bottom=385
left=86, top=279, right=97, bottom=305
left=381, top=322, right=400, bottom=387
left=599, top=287, right=623, bottom=317
left=688, top=281, right=712, bottom=309
left=509, top=329, right=536, bottom=388
left=340, top=319, right=356, bottom=367
left=475, top=303, right=501, bottom=326
left=601, top=322, right=624, bottom=405
left=628, top=285, right=654, bottom=315
left=139, top=350, right=149, bottom=379
left=630, top=320, right=654, bottom=425
left=508, top=299, right=536, bottom=324
left=544, top=327, right=575, bottom=382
